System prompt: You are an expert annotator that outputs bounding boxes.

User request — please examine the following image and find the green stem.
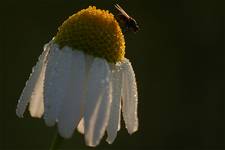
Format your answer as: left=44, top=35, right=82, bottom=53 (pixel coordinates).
left=49, top=131, right=63, bottom=150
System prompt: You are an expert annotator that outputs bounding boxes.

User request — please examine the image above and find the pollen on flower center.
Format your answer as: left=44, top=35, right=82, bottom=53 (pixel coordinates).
left=54, top=6, right=125, bottom=63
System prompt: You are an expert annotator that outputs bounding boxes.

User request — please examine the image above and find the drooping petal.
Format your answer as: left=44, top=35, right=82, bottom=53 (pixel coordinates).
left=92, top=81, right=112, bottom=145
left=77, top=118, right=84, bottom=134
left=44, top=46, right=74, bottom=126
left=28, top=67, right=45, bottom=118
left=106, top=64, right=123, bottom=144
left=57, top=50, right=85, bottom=138
left=16, top=43, right=51, bottom=118
left=84, top=58, right=112, bottom=147
left=121, top=59, right=138, bottom=134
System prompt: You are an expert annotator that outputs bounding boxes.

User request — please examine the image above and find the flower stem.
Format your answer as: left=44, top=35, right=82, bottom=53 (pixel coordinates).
left=49, top=131, right=63, bottom=150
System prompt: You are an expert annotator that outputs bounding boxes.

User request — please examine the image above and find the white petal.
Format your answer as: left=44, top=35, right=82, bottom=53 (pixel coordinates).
left=28, top=68, right=45, bottom=118
left=16, top=42, right=51, bottom=118
left=77, top=118, right=84, bottom=134
left=57, top=50, right=85, bottom=138
left=92, top=82, right=112, bottom=145
left=44, top=46, right=73, bottom=126
left=84, top=58, right=112, bottom=147
left=121, top=59, right=138, bottom=134
left=106, top=64, right=123, bottom=144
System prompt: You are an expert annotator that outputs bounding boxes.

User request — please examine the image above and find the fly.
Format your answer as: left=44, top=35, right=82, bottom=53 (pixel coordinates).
left=114, top=4, right=139, bottom=33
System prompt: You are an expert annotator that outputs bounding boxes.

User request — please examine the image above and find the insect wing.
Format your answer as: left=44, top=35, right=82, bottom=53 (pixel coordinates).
left=114, top=4, right=130, bottom=19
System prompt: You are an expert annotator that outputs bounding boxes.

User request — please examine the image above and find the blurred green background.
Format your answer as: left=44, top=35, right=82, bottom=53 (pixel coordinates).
left=1, top=0, right=224, bottom=149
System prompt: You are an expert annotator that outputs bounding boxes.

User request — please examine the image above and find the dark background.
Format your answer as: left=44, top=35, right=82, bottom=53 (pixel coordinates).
left=1, top=0, right=224, bottom=149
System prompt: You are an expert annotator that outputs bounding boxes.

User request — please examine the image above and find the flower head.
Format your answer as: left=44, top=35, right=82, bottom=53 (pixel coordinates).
left=16, top=6, right=138, bottom=147
left=54, top=6, right=125, bottom=63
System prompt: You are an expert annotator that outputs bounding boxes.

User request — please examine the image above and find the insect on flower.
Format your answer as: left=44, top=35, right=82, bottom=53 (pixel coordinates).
left=16, top=6, right=138, bottom=147
left=114, top=4, right=139, bottom=33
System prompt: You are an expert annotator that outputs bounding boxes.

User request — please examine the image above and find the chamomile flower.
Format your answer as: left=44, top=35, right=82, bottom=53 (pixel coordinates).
left=16, top=6, right=138, bottom=147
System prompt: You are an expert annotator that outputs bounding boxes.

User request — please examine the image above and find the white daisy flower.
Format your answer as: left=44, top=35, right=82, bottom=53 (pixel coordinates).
left=16, top=6, right=138, bottom=147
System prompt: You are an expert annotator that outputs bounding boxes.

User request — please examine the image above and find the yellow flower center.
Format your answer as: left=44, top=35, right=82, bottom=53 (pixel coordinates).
left=54, top=6, right=125, bottom=63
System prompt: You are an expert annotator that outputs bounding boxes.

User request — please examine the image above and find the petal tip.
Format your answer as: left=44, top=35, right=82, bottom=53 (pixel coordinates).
left=16, top=111, right=24, bottom=118
left=106, top=137, right=114, bottom=144
left=16, top=106, right=24, bottom=118
left=29, top=112, right=42, bottom=118
left=85, top=139, right=98, bottom=147
left=58, top=129, right=73, bottom=139
left=127, top=126, right=138, bottom=135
